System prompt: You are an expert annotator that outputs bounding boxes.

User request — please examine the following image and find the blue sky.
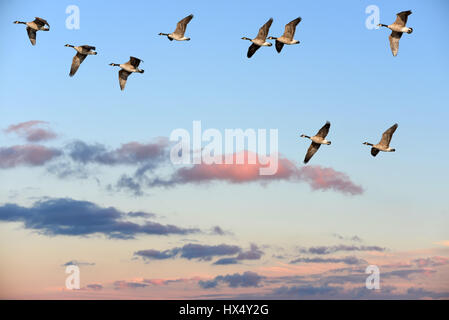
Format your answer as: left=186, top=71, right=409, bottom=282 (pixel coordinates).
left=0, top=0, right=448, bottom=299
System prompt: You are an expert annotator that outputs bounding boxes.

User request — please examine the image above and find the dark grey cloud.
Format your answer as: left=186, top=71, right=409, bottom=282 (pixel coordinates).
left=214, top=244, right=264, bottom=265
left=290, top=256, right=366, bottom=265
left=299, top=244, right=386, bottom=255
left=332, top=233, right=363, bottom=242
left=0, top=198, right=199, bottom=239
left=113, top=280, right=148, bottom=289
left=134, top=243, right=241, bottom=262
left=84, top=284, right=103, bottom=291
left=62, top=260, right=95, bottom=267
left=199, top=271, right=264, bottom=289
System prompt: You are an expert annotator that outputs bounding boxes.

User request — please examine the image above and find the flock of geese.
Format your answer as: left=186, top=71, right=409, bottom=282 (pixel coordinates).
left=13, top=11, right=411, bottom=162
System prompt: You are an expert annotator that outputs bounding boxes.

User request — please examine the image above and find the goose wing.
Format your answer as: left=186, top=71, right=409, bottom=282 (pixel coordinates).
left=34, top=17, right=49, bottom=28
left=315, top=121, right=331, bottom=138
left=26, top=27, right=37, bottom=45
left=393, top=10, right=411, bottom=27
left=173, top=14, right=193, bottom=36
left=81, top=45, right=96, bottom=52
left=379, top=123, right=398, bottom=147
left=371, top=147, right=380, bottom=157
left=129, top=56, right=142, bottom=68
left=304, top=142, right=321, bottom=164
left=255, top=18, right=273, bottom=40
left=282, top=17, right=301, bottom=40
left=247, top=43, right=261, bottom=58
left=119, top=69, right=131, bottom=91
left=70, top=52, right=87, bottom=77
left=389, top=31, right=402, bottom=56
left=275, top=40, right=284, bottom=53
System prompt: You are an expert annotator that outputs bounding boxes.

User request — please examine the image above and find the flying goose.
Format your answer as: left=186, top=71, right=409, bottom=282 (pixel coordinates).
left=65, top=44, right=97, bottom=77
left=378, top=10, right=413, bottom=56
left=109, top=57, right=144, bottom=91
left=363, top=124, right=398, bottom=157
left=300, top=121, right=331, bottom=164
left=159, top=14, right=194, bottom=41
left=13, top=17, right=50, bottom=46
left=268, top=17, right=301, bottom=53
left=241, top=18, right=273, bottom=58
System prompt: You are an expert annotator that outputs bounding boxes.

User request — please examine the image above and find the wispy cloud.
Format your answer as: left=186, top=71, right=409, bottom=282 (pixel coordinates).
left=5, top=121, right=57, bottom=142
left=298, top=244, right=386, bottom=255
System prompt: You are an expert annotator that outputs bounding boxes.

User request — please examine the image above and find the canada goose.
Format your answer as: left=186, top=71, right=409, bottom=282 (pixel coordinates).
left=378, top=10, right=413, bottom=56
left=159, top=14, right=194, bottom=41
left=241, top=18, right=273, bottom=58
left=363, top=124, right=398, bottom=157
left=64, top=44, right=97, bottom=77
left=267, top=17, right=301, bottom=53
left=300, top=121, right=331, bottom=164
left=13, top=17, right=50, bottom=46
left=109, top=57, right=144, bottom=91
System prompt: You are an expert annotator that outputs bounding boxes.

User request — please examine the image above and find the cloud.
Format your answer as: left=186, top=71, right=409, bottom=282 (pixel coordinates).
left=214, top=244, right=264, bottom=265
left=84, top=284, right=103, bottom=291
left=299, top=244, right=386, bottom=255
left=199, top=271, right=264, bottom=289
left=412, top=256, right=449, bottom=268
left=0, top=198, right=199, bottom=239
left=5, top=121, right=57, bottom=142
left=332, top=233, right=363, bottom=242
left=62, top=260, right=95, bottom=267
left=134, top=243, right=241, bottom=262
left=113, top=280, right=149, bottom=289
left=67, top=138, right=168, bottom=166
left=290, top=256, right=366, bottom=265
left=0, top=145, right=61, bottom=168
left=145, top=152, right=363, bottom=195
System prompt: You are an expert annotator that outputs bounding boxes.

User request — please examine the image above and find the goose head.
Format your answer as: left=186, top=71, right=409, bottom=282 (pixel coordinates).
left=13, top=21, right=25, bottom=24
left=241, top=37, right=251, bottom=41
left=267, top=36, right=277, bottom=40
left=64, top=44, right=73, bottom=48
left=300, top=134, right=310, bottom=139
left=363, top=142, right=373, bottom=146
left=109, top=63, right=119, bottom=67
left=407, top=27, right=413, bottom=34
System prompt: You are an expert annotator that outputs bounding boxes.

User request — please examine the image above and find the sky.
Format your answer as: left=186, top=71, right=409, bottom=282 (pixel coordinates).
left=0, top=0, right=448, bottom=299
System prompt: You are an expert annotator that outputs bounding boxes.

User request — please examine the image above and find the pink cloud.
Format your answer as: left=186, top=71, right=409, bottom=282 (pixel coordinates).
left=5, top=121, right=57, bottom=142
left=0, top=145, right=61, bottom=168
left=168, top=151, right=363, bottom=195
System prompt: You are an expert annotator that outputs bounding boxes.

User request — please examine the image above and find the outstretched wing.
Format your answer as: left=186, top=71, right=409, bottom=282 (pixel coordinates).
left=129, top=56, right=142, bottom=68
left=256, top=18, right=273, bottom=40
left=247, top=43, right=260, bottom=58
left=394, top=10, right=412, bottom=27
left=119, top=69, right=131, bottom=91
left=173, top=14, right=193, bottom=36
left=26, top=27, right=37, bottom=45
left=379, top=123, right=398, bottom=147
left=81, top=45, right=96, bottom=51
left=70, top=53, right=87, bottom=77
left=34, top=17, right=49, bottom=28
left=316, top=121, right=331, bottom=138
left=275, top=40, right=284, bottom=53
left=389, top=31, right=402, bottom=56
left=282, top=17, right=301, bottom=40
left=304, top=142, right=321, bottom=164
left=371, top=148, right=380, bottom=157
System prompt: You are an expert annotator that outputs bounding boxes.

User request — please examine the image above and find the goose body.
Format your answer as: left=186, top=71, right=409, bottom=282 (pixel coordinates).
left=378, top=10, right=413, bottom=56
left=242, top=18, right=273, bottom=58
left=109, top=56, right=144, bottom=91
left=300, top=121, right=331, bottom=164
left=159, top=14, right=194, bottom=41
left=363, top=124, right=398, bottom=157
left=65, top=44, right=97, bottom=77
left=13, top=17, right=50, bottom=45
left=268, top=17, right=301, bottom=53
